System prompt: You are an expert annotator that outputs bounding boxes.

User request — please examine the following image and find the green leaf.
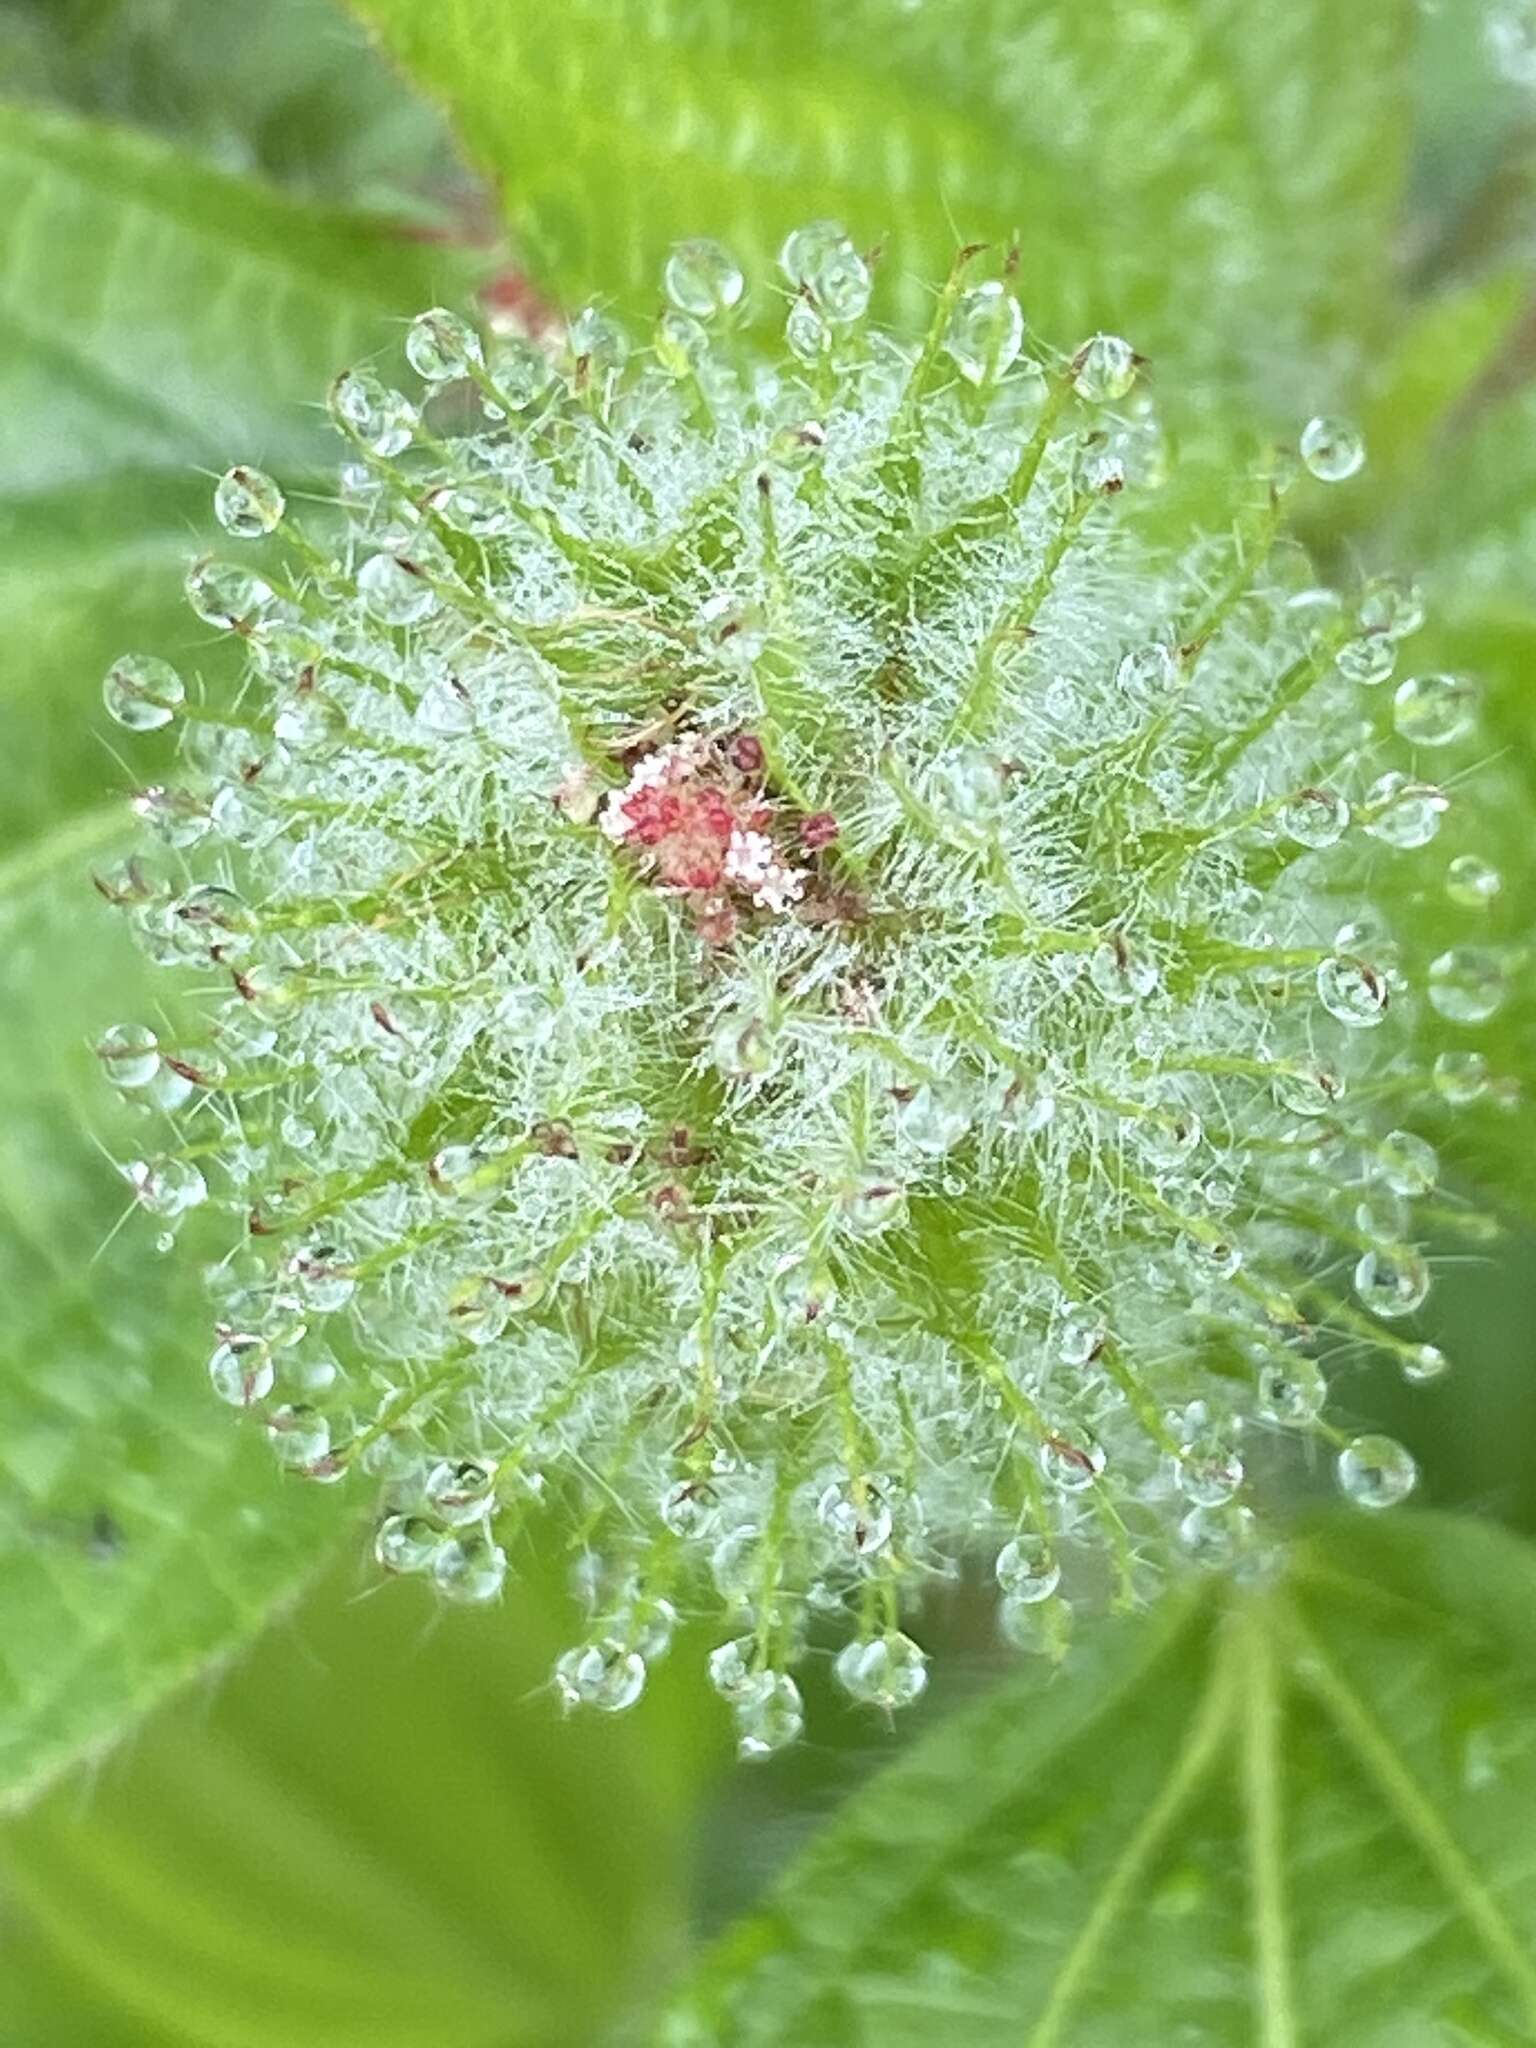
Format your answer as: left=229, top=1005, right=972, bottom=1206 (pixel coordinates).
left=0, top=104, right=482, bottom=1794
left=348, top=0, right=1411, bottom=397
left=656, top=1515, right=1536, bottom=2046
left=0, top=845, right=340, bottom=1809
left=0, top=99, right=477, bottom=847
left=0, top=1531, right=725, bottom=2047
left=2, top=0, right=462, bottom=216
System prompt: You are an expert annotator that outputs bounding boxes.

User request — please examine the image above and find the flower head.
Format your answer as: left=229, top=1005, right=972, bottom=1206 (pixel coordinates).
left=95, top=231, right=1507, bottom=1755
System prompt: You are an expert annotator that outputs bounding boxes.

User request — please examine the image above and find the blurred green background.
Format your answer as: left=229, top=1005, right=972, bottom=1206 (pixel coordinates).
left=2, top=1, right=1536, bottom=2041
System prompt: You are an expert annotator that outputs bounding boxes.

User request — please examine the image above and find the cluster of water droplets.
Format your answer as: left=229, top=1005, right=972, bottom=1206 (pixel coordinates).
left=92, top=230, right=1514, bottom=1755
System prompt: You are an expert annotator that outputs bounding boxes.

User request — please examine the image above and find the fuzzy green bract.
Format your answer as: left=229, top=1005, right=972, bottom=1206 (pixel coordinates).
left=95, top=234, right=1509, bottom=1754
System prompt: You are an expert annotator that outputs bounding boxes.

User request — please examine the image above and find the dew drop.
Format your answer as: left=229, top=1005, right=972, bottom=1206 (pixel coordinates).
left=214, top=466, right=285, bottom=539
left=663, top=238, right=744, bottom=319
left=1404, top=1343, right=1450, bottom=1385
left=995, top=1532, right=1060, bottom=1603
left=358, top=552, right=439, bottom=626
left=405, top=307, right=483, bottom=383
left=568, top=305, right=630, bottom=370
left=1039, top=1434, right=1106, bottom=1493
left=707, top=1636, right=775, bottom=1707
left=735, top=1672, right=804, bottom=1759
left=1088, top=936, right=1159, bottom=1006
left=897, top=1081, right=972, bottom=1157
left=185, top=560, right=277, bottom=633
left=1337, top=1433, right=1417, bottom=1509
left=208, top=1334, right=275, bottom=1408
left=1361, top=771, right=1448, bottom=849
left=945, top=282, right=1025, bottom=385
left=123, top=1156, right=207, bottom=1217
left=1335, top=633, right=1396, bottom=686
left=1373, top=1129, right=1438, bottom=1197
left=1393, top=671, right=1478, bottom=748
left=375, top=1513, right=439, bottom=1574
left=1316, top=954, right=1390, bottom=1028
left=1299, top=416, right=1365, bottom=482
left=840, top=1175, right=907, bottom=1236
left=425, top=1456, right=498, bottom=1526
left=97, top=1022, right=161, bottom=1090
left=834, top=1632, right=929, bottom=1710
left=103, top=654, right=185, bottom=732
left=785, top=294, right=832, bottom=363
left=1428, top=947, right=1509, bottom=1024
left=1354, top=1246, right=1430, bottom=1319
left=328, top=367, right=417, bottom=455
left=1357, top=575, right=1426, bottom=641
left=1433, top=1048, right=1489, bottom=1104
left=1257, top=1354, right=1327, bottom=1426
left=1115, top=642, right=1178, bottom=692
left=816, top=1478, right=893, bottom=1557
left=1271, top=1065, right=1343, bottom=1117
left=554, top=1639, right=647, bottom=1713
left=1445, top=854, right=1502, bottom=910
left=1074, top=333, right=1137, bottom=403
left=779, top=221, right=870, bottom=323
left=486, top=335, right=553, bottom=409
left=432, top=1531, right=508, bottom=1604
left=1279, top=787, right=1349, bottom=849
left=267, top=1403, right=331, bottom=1471
left=711, top=1009, right=776, bottom=1081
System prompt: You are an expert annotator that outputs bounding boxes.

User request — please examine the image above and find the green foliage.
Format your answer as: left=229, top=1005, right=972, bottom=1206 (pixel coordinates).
left=0, top=99, right=483, bottom=1799
left=0, top=1534, right=724, bottom=2046
left=658, top=1515, right=1536, bottom=2046
left=348, top=0, right=1411, bottom=402
left=0, top=862, right=339, bottom=1808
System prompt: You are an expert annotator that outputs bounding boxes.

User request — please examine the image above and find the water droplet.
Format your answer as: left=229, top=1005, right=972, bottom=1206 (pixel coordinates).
left=123, top=1156, right=207, bottom=1217
left=1433, top=1049, right=1489, bottom=1104
left=654, top=308, right=710, bottom=378
left=1115, top=642, right=1179, bottom=692
left=999, top=1593, right=1071, bottom=1654
left=1428, top=947, right=1509, bottom=1024
left=1361, top=770, right=1448, bottom=848
left=932, top=745, right=1006, bottom=827
left=817, top=1478, right=894, bottom=1557
left=554, top=1638, right=647, bottom=1713
left=432, top=1530, right=508, bottom=1603
left=834, top=1631, right=928, bottom=1710
left=697, top=590, right=767, bottom=669
left=1316, top=954, right=1390, bottom=1027
left=288, top=1242, right=356, bottom=1314
left=103, top=654, right=185, bottom=732
left=840, top=1175, right=907, bottom=1236
left=357, top=552, right=439, bottom=626
left=208, top=1334, right=275, bottom=1407
left=429, top=480, right=517, bottom=538
left=1271, top=1065, right=1343, bottom=1117
left=945, top=282, right=1025, bottom=385
left=1257, top=1354, right=1327, bottom=1426
left=663, top=238, right=744, bottom=318
left=133, top=784, right=212, bottom=847
left=1088, top=936, right=1159, bottom=1006
left=1279, top=787, right=1349, bottom=848
left=1335, top=633, right=1396, bottom=686
left=1141, top=1107, right=1202, bottom=1171
left=897, top=1081, right=972, bottom=1157
left=97, top=1023, right=161, bottom=1090
left=405, top=307, right=483, bottom=383
left=425, top=1456, right=498, bottom=1526
left=711, top=1009, right=776, bottom=1081
left=1337, top=1433, right=1417, bottom=1508
left=1299, top=416, right=1365, bottom=482
left=707, top=1636, right=774, bottom=1706
left=995, top=1532, right=1060, bottom=1602
left=768, top=419, right=827, bottom=471
left=660, top=1480, right=721, bottom=1540
left=1354, top=1246, right=1430, bottom=1319
left=1358, top=575, right=1425, bottom=640
left=779, top=220, right=870, bottom=323
left=329, top=367, right=417, bottom=455
left=1394, top=671, right=1478, bottom=747
left=268, top=1403, right=331, bottom=1471
left=735, top=1672, right=803, bottom=1759
left=568, top=305, right=630, bottom=369
left=185, top=560, right=277, bottom=632
left=375, top=1513, right=439, bottom=1573
left=1039, top=1434, right=1106, bottom=1493
left=1373, top=1130, right=1438, bottom=1197
left=785, top=294, right=832, bottom=363
left=1074, top=333, right=1138, bottom=403
left=1404, top=1343, right=1449, bottom=1385
left=214, top=466, right=284, bottom=538
left=1446, top=854, right=1502, bottom=910
left=1174, top=1408, right=1244, bottom=1507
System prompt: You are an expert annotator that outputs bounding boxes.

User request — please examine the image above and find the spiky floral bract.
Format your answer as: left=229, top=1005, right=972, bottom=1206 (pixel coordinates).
left=95, top=229, right=1510, bottom=1755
